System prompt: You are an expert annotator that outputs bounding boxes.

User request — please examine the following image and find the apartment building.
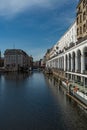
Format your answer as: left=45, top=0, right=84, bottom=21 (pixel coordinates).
left=0, top=51, right=4, bottom=67
left=76, top=0, right=87, bottom=40
left=46, top=21, right=77, bottom=69
left=4, top=49, right=33, bottom=71
left=46, top=19, right=87, bottom=85
left=56, top=21, right=77, bottom=53
left=44, top=0, right=87, bottom=106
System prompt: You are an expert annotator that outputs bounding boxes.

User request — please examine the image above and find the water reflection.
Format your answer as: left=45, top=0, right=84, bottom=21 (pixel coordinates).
left=0, top=72, right=87, bottom=130
left=4, top=72, right=31, bottom=81
left=0, top=72, right=32, bottom=95
left=45, top=75, right=87, bottom=130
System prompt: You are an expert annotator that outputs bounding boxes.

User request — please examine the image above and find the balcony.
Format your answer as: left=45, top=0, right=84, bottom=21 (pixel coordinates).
left=76, top=10, right=82, bottom=16
left=69, top=42, right=75, bottom=48
left=64, top=42, right=75, bottom=51
left=76, top=35, right=87, bottom=45
left=56, top=46, right=59, bottom=50
left=58, top=50, right=64, bottom=54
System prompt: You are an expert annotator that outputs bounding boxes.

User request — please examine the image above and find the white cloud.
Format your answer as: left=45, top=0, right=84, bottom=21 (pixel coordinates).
left=0, top=0, right=66, bottom=17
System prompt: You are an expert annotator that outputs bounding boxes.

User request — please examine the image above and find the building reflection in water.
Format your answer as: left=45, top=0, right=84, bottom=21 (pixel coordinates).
left=45, top=75, right=87, bottom=113
left=4, top=72, right=30, bottom=81
left=1, top=72, right=33, bottom=87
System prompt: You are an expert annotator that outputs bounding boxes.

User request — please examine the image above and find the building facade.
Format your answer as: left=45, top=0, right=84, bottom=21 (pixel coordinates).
left=46, top=19, right=87, bottom=86
left=0, top=51, right=4, bottom=67
left=46, top=21, right=77, bottom=69
left=76, top=0, right=87, bottom=40
left=4, top=49, right=33, bottom=71
left=0, top=58, right=4, bottom=67
left=28, top=56, right=33, bottom=69
left=44, top=0, right=87, bottom=105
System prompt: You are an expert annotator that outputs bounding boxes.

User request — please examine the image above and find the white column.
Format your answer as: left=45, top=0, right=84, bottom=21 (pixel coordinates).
left=60, top=57, right=62, bottom=69
left=59, top=58, right=60, bottom=69
left=63, top=57, right=64, bottom=70
left=51, top=61, right=53, bottom=68
left=81, top=54, right=85, bottom=73
left=75, top=54, right=78, bottom=72
left=49, top=61, right=51, bottom=68
left=52, top=61, right=54, bottom=67
left=62, top=57, right=63, bottom=70
left=59, top=58, right=61, bottom=69
left=53, top=60, right=55, bottom=68
left=55, top=60, right=56, bottom=68
left=64, top=56, right=66, bottom=71
left=58, top=58, right=59, bottom=69
left=57, top=59, right=58, bottom=68
left=56, top=60, right=57, bottom=68
left=67, top=56, right=69, bottom=71
left=54, top=60, right=56, bottom=68
left=61, top=58, right=62, bottom=69
left=71, top=56, right=73, bottom=72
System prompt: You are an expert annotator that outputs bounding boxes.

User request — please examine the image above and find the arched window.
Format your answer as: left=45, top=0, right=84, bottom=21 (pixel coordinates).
left=84, top=47, right=87, bottom=71
left=72, top=52, right=75, bottom=72
left=77, top=49, right=81, bottom=73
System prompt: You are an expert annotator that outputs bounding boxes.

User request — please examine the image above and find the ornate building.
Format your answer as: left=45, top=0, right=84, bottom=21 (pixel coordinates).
left=0, top=50, right=4, bottom=67
left=76, top=0, right=87, bottom=40
left=45, top=1, right=87, bottom=86
left=44, top=0, right=87, bottom=106
left=4, top=49, right=33, bottom=71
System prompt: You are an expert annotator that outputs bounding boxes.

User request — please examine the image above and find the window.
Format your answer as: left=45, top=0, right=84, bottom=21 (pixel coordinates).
left=80, top=26, right=82, bottom=34
left=77, top=17, right=79, bottom=24
left=83, top=11, right=86, bottom=20
left=77, top=28, right=79, bottom=35
left=80, top=15, right=82, bottom=23
left=83, top=0, right=86, bottom=8
left=83, top=24, right=86, bottom=32
left=79, top=6, right=81, bottom=12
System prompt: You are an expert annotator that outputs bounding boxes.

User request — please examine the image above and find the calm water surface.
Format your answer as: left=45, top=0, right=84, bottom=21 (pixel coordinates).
left=0, top=72, right=87, bottom=130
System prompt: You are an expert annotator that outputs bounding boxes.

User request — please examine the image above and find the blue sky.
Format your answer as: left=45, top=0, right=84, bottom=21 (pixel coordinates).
left=0, top=0, right=79, bottom=60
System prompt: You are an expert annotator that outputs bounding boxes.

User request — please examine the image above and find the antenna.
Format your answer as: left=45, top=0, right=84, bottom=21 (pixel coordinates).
left=13, top=44, right=15, bottom=49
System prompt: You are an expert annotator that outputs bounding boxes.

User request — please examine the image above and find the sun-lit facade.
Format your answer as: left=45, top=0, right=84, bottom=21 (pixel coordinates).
left=44, top=0, right=87, bottom=105
left=4, top=49, right=33, bottom=71
left=46, top=19, right=87, bottom=86
left=76, top=0, right=87, bottom=40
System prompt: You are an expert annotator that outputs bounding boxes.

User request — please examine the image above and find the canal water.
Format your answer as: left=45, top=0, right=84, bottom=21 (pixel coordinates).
left=0, top=72, right=87, bottom=130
